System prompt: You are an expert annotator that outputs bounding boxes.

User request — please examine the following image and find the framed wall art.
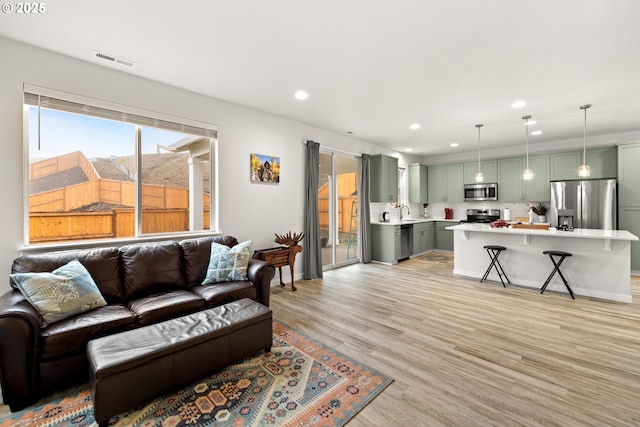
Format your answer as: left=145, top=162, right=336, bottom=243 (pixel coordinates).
left=250, top=153, right=280, bottom=183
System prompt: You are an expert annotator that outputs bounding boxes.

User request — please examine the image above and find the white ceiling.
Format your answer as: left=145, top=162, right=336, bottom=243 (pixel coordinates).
left=2, top=0, right=640, bottom=157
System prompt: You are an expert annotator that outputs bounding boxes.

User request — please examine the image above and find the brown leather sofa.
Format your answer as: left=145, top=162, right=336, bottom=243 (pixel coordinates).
left=0, top=235, right=275, bottom=411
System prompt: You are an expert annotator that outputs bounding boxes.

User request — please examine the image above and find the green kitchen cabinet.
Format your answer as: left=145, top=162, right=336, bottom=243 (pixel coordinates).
left=464, top=160, right=498, bottom=184
left=446, top=163, right=465, bottom=202
left=550, top=146, right=617, bottom=181
left=427, top=165, right=446, bottom=202
left=524, top=154, right=550, bottom=201
left=371, top=224, right=400, bottom=263
left=550, top=151, right=582, bottom=181
left=498, top=155, right=549, bottom=202
left=435, top=221, right=457, bottom=251
left=408, top=163, right=428, bottom=203
left=619, top=207, right=640, bottom=271
left=618, top=142, right=640, bottom=206
left=497, top=157, right=523, bottom=202
left=370, top=154, right=399, bottom=202
left=585, top=147, right=617, bottom=179
left=412, top=221, right=434, bottom=254
left=428, top=164, right=464, bottom=203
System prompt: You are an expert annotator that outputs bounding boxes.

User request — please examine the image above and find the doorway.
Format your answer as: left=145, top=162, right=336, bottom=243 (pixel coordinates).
left=318, top=151, right=360, bottom=269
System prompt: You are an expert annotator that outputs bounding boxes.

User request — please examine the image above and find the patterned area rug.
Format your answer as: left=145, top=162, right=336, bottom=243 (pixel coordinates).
left=0, top=321, right=392, bottom=427
left=419, top=252, right=453, bottom=264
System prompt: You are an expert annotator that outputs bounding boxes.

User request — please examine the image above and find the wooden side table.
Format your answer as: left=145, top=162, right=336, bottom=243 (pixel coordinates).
left=253, top=245, right=303, bottom=291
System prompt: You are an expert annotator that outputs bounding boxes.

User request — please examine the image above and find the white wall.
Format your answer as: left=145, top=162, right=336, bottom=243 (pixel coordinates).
left=0, top=36, right=420, bottom=292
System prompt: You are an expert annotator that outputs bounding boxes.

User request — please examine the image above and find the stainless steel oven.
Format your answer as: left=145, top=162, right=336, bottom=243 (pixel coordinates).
left=464, top=183, right=498, bottom=202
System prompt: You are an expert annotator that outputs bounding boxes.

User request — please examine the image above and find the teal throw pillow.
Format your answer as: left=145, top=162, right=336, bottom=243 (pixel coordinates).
left=10, top=259, right=107, bottom=326
left=203, top=240, right=252, bottom=284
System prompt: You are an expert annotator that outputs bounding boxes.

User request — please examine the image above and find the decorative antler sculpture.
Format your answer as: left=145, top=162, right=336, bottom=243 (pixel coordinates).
left=274, top=231, right=304, bottom=247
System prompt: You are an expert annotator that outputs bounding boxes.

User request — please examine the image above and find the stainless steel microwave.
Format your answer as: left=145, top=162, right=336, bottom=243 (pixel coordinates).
left=464, top=183, right=498, bottom=201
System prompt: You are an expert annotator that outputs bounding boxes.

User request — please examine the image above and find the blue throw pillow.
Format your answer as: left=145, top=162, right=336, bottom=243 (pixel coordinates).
left=203, top=240, right=252, bottom=284
left=10, top=259, right=107, bottom=326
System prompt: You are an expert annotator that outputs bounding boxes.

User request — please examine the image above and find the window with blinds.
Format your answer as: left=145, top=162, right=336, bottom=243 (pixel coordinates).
left=24, top=85, right=217, bottom=245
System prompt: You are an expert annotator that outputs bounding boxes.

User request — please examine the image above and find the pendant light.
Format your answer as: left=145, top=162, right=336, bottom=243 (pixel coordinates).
left=578, top=104, right=592, bottom=178
left=522, top=115, right=533, bottom=180
left=475, top=123, right=484, bottom=182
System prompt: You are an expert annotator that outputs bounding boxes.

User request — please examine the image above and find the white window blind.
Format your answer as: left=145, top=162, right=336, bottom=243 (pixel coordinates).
left=24, top=90, right=217, bottom=138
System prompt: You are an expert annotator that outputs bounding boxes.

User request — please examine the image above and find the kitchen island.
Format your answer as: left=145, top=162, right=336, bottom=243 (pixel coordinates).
left=446, top=223, right=639, bottom=302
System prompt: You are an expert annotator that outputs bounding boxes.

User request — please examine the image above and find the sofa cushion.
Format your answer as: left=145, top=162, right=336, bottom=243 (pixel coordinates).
left=40, top=304, right=136, bottom=361
left=120, top=241, right=186, bottom=300
left=127, top=290, right=206, bottom=326
left=180, top=236, right=239, bottom=287
left=189, top=282, right=257, bottom=308
left=11, top=247, right=123, bottom=303
left=203, top=241, right=252, bottom=284
left=11, top=260, right=107, bottom=326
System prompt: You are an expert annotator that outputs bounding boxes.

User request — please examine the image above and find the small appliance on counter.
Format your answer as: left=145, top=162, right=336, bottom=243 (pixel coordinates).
left=503, top=207, right=511, bottom=221
left=423, top=203, right=429, bottom=218
left=444, top=208, right=453, bottom=220
left=381, top=211, right=390, bottom=222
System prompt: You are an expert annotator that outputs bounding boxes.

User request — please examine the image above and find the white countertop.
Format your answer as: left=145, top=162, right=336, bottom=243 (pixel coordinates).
left=372, top=218, right=461, bottom=226
left=446, top=223, right=639, bottom=241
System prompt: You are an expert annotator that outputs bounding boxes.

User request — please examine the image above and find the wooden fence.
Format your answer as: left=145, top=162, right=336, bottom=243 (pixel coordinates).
left=317, top=172, right=358, bottom=234
left=318, top=196, right=358, bottom=233
left=30, top=179, right=210, bottom=212
left=29, top=208, right=211, bottom=243
left=29, top=151, right=99, bottom=181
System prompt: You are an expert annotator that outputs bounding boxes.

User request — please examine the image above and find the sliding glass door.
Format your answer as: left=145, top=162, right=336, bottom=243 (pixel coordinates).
left=318, top=151, right=360, bottom=269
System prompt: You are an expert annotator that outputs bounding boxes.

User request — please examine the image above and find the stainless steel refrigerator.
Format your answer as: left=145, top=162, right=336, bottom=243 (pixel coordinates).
left=549, top=179, right=617, bottom=229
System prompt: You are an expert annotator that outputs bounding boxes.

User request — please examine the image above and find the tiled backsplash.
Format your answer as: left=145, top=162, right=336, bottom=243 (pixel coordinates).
left=370, top=201, right=548, bottom=221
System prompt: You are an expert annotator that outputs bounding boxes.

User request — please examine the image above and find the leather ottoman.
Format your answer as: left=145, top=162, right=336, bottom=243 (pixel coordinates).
left=87, top=298, right=272, bottom=426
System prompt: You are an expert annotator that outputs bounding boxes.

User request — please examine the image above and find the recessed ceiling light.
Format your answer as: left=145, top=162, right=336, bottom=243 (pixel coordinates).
left=450, top=142, right=459, bottom=148
left=523, top=119, right=537, bottom=126
left=409, top=123, right=421, bottom=130
left=405, top=148, right=413, bottom=152
left=294, top=90, right=309, bottom=100
left=512, top=100, right=526, bottom=109
left=531, top=130, right=542, bottom=136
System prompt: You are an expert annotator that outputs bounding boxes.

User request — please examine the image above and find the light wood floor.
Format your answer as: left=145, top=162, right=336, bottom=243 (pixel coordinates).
left=270, top=253, right=640, bottom=427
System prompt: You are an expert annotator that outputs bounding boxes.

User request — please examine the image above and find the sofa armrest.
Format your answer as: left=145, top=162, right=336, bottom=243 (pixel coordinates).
left=0, top=291, right=42, bottom=409
left=247, top=259, right=275, bottom=307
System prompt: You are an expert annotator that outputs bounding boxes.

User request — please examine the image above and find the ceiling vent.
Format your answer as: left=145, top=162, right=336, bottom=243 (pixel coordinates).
left=93, top=51, right=137, bottom=68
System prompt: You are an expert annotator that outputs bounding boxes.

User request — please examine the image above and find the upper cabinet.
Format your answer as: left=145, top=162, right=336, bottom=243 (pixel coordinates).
left=408, top=163, right=428, bottom=203
left=550, top=147, right=617, bottom=181
left=498, top=155, right=550, bottom=202
left=585, top=147, right=617, bottom=179
left=497, top=157, right=524, bottom=202
left=463, top=160, right=498, bottom=184
left=428, top=163, right=464, bottom=203
left=446, top=163, right=465, bottom=202
left=525, top=154, right=551, bottom=201
left=618, top=142, right=640, bottom=206
left=370, top=154, right=398, bottom=202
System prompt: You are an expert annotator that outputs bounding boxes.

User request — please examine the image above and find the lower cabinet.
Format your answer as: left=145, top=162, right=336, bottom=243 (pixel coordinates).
left=372, top=220, right=457, bottom=262
left=412, top=222, right=434, bottom=255
left=435, top=221, right=458, bottom=251
left=619, top=207, right=640, bottom=271
left=371, top=224, right=400, bottom=263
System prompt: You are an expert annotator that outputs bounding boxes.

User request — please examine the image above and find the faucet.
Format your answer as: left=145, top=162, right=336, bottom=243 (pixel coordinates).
left=400, top=204, right=410, bottom=219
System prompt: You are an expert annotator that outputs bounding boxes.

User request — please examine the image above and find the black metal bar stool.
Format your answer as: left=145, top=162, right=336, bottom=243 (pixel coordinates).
left=540, top=250, right=575, bottom=299
left=480, top=245, right=510, bottom=287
